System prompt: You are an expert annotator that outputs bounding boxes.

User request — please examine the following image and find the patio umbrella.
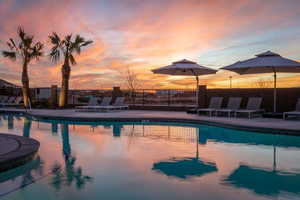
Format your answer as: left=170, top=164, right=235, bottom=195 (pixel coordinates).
left=221, top=51, right=300, bottom=112
left=152, top=59, right=217, bottom=106
left=152, top=129, right=218, bottom=179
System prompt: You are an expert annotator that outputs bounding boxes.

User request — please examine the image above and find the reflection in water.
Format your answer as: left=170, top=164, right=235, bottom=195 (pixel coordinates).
left=50, top=123, right=92, bottom=191
left=153, top=129, right=218, bottom=179
left=223, top=165, right=300, bottom=196
left=1, top=114, right=300, bottom=199
left=198, top=125, right=300, bottom=148
left=23, top=118, right=32, bottom=138
left=153, top=157, right=217, bottom=179
left=51, top=122, right=58, bottom=135
left=7, top=115, right=13, bottom=130
left=61, top=124, right=71, bottom=158
left=0, top=156, right=43, bottom=196
left=112, top=123, right=123, bottom=137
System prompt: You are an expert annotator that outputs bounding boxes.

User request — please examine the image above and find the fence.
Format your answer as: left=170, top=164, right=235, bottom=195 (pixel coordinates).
left=64, top=88, right=197, bottom=110
left=125, top=89, right=197, bottom=107
left=29, top=86, right=300, bottom=112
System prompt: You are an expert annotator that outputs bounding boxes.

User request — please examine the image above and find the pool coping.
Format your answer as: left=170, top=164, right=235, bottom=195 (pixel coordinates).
left=1, top=109, right=300, bottom=136
left=0, top=133, right=40, bottom=172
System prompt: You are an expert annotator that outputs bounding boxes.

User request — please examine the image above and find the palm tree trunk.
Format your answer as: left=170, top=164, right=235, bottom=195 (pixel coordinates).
left=59, top=63, right=71, bottom=108
left=22, top=61, right=31, bottom=108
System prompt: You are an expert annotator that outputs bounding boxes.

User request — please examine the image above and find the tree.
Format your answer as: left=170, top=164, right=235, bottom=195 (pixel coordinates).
left=254, top=78, right=273, bottom=88
left=2, top=27, right=44, bottom=108
left=49, top=33, right=92, bottom=107
left=123, top=67, right=141, bottom=102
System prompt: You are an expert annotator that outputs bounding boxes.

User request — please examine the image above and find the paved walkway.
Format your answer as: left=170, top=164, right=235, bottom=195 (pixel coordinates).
left=0, top=108, right=300, bottom=134
left=0, top=134, right=40, bottom=172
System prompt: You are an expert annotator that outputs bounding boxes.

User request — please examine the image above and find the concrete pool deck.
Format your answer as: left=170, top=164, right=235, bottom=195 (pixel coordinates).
left=0, top=108, right=300, bottom=135
left=0, top=133, right=40, bottom=172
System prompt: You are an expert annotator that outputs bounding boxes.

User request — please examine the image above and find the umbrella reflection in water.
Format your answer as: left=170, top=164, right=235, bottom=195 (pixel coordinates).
left=223, top=164, right=300, bottom=196
left=152, top=128, right=218, bottom=179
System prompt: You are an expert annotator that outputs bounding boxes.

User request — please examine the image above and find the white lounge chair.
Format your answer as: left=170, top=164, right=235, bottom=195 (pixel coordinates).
left=234, top=97, right=264, bottom=119
left=0, top=96, right=22, bottom=107
left=215, top=97, right=242, bottom=117
left=283, top=98, right=300, bottom=120
left=10, top=96, right=23, bottom=106
left=76, top=97, right=101, bottom=109
left=109, top=97, right=128, bottom=110
left=89, top=97, right=128, bottom=110
left=76, top=97, right=112, bottom=111
left=197, top=97, right=223, bottom=117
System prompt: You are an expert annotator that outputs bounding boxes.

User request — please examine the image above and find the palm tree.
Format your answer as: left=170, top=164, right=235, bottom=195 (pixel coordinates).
left=48, top=33, right=92, bottom=108
left=2, top=27, right=44, bottom=108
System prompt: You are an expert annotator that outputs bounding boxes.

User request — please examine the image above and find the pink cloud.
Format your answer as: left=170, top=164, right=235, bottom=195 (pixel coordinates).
left=1, top=0, right=300, bottom=89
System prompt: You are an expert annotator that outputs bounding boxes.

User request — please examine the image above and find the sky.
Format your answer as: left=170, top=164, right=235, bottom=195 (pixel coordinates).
left=0, top=0, right=300, bottom=89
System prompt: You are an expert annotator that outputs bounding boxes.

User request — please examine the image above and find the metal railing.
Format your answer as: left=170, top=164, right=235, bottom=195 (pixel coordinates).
left=38, top=88, right=198, bottom=108
left=124, top=89, right=197, bottom=107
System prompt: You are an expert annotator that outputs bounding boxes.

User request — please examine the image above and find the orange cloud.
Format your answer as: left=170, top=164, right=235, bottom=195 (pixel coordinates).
left=0, top=0, right=300, bottom=89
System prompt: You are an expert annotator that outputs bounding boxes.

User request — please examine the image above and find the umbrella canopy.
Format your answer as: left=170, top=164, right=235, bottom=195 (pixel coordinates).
left=152, top=157, right=217, bottom=179
left=221, top=51, right=300, bottom=112
left=152, top=59, right=217, bottom=106
left=152, top=59, right=217, bottom=76
left=223, top=164, right=300, bottom=196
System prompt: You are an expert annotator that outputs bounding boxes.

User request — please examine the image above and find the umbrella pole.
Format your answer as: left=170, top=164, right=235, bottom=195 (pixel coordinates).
left=273, top=70, right=277, bottom=113
left=196, top=75, right=199, bottom=107
left=196, top=128, right=199, bottom=160
left=273, top=146, right=277, bottom=172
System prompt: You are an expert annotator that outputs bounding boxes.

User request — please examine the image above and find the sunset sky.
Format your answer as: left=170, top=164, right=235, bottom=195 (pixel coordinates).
left=0, top=0, right=300, bottom=89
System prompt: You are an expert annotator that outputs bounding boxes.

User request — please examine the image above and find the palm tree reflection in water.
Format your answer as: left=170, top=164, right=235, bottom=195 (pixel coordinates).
left=50, top=123, right=92, bottom=191
left=23, top=118, right=31, bottom=138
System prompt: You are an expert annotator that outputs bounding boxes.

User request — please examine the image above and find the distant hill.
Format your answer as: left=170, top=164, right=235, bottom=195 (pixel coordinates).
left=0, top=79, right=19, bottom=88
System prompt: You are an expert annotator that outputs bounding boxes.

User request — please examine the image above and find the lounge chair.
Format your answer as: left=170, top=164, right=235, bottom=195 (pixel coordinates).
left=97, top=97, right=112, bottom=107
left=109, top=97, right=128, bottom=110
left=0, top=96, right=23, bottom=107
left=0, top=95, right=8, bottom=103
left=215, top=97, right=242, bottom=117
left=87, top=97, right=128, bottom=110
left=11, top=96, right=23, bottom=106
left=197, top=97, right=223, bottom=117
left=76, top=96, right=100, bottom=109
left=76, top=97, right=112, bottom=111
left=234, top=97, right=264, bottom=119
left=283, top=98, right=300, bottom=120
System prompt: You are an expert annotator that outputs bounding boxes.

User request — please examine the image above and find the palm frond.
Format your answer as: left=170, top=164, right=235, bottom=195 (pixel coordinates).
left=9, top=38, right=18, bottom=50
left=49, top=32, right=63, bottom=62
left=81, top=40, right=93, bottom=47
left=30, top=42, right=44, bottom=61
left=49, top=32, right=61, bottom=46
left=65, top=34, right=72, bottom=43
left=2, top=51, right=17, bottom=61
left=69, top=54, right=76, bottom=65
left=49, top=48, right=60, bottom=63
left=74, top=35, right=84, bottom=44
left=18, top=27, right=26, bottom=41
left=71, top=35, right=93, bottom=55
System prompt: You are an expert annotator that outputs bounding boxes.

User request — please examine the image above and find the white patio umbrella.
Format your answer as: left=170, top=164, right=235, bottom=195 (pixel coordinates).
left=152, top=59, right=217, bottom=106
left=221, top=51, right=300, bottom=112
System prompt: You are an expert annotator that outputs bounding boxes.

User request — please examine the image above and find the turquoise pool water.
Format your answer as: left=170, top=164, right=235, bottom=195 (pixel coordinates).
left=0, top=114, right=300, bottom=200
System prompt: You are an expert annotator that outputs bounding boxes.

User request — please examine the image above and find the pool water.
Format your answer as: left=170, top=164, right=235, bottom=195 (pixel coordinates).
left=1, top=114, right=300, bottom=200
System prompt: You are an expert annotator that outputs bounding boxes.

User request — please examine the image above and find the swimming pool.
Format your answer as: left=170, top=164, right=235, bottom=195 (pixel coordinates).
left=1, top=114, right=300, bottom=200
